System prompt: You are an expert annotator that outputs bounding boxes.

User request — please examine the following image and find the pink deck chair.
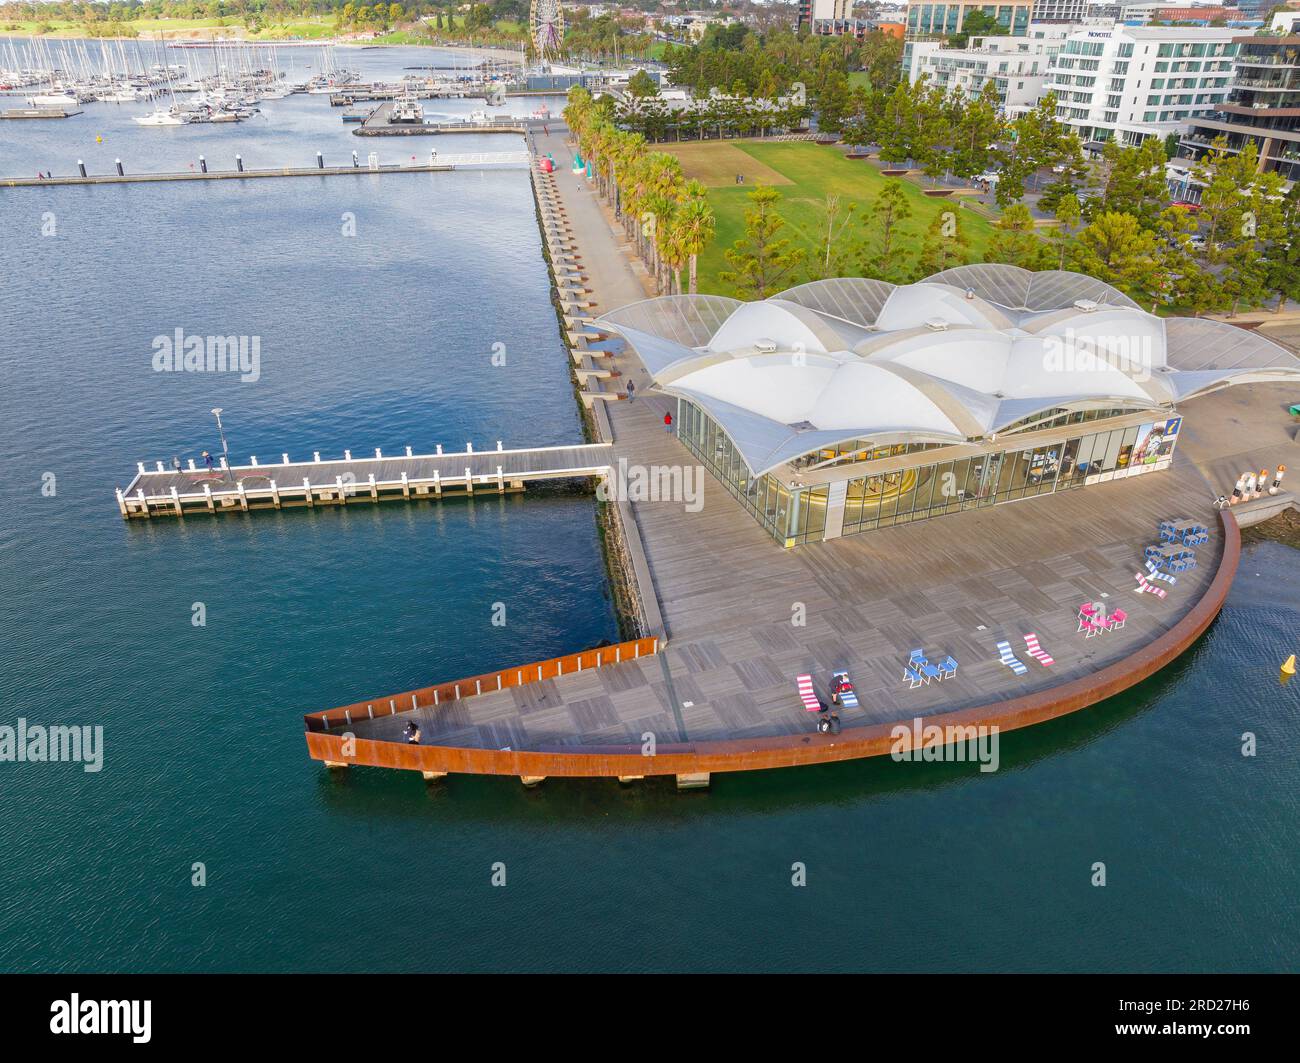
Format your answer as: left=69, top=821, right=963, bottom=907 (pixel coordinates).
left=1104, top=608, right=1128, bottom=631
left=1134, top=571, right=1168, bottom=599
left=1077, top=602, right=1098, bottom=633
left=796, top=673, right=822, bottom=712
left=1023, top=633, right=1054, bottom=666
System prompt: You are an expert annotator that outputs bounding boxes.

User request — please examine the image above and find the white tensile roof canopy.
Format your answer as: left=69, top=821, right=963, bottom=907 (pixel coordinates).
left=598, top=266, right=1300, bottom=478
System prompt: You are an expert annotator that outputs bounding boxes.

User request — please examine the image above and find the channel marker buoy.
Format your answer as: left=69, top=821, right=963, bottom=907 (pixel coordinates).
left=1283, top=655, right=1296, bottom=676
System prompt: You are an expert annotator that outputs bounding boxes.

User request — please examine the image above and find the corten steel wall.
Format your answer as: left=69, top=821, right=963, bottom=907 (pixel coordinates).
left=304, top=514, right=1240, bottom=778
left=304, top=636, right=661, bottom=731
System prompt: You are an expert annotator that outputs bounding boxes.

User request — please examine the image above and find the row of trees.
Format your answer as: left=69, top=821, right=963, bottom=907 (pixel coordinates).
left=662, top=26, right=903, bottom=136
left=565, top=87, right=717, bottom=297
left=616, top=75, right=811, bottom=143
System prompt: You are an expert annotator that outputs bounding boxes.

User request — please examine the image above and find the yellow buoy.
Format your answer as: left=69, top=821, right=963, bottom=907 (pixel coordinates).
left=1283, top=655, right=1297, bottom=676
left=96, top=135, right=102, bottom=143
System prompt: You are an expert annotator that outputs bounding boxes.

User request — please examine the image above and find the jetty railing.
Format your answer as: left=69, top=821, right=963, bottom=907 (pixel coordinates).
left=117, top=441, right=614, bottom=519
left=304, top=636, right=661, bottom=732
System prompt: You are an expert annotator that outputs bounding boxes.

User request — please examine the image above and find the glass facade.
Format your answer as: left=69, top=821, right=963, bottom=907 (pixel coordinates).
left=678, top=400, right=1182, bottom=548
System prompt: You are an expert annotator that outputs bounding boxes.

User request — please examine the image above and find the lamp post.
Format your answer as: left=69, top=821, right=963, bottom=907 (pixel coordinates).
left=211, top=407, right=230, bottom=481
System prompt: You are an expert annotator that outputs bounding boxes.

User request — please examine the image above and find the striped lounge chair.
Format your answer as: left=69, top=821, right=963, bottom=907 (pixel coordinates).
left=1023, top=633, right=1054, bottom=666
left=1135, top=571, right=1168, bottom=599
left=796, top=673, right=822, bottom=713
left=1145, top=558, right=1176, bottom=585
left=996, top=640, right=1028, bottom=676
left=831, top=670, right=859, bottom=709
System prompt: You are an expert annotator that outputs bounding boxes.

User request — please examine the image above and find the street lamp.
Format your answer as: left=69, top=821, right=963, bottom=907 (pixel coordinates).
left=211, top=407, right=230, bottom=480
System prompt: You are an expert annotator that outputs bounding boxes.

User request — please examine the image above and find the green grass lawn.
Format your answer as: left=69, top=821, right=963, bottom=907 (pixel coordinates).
left=677, top=141, right=993, bottom=297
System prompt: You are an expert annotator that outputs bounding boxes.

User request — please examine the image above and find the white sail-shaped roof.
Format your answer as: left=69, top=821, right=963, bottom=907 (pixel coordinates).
left=598, top=270, right=1300, bottom=477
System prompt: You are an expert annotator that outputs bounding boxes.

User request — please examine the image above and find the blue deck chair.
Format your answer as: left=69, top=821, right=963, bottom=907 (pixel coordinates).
left=1145, top=558, right=1176, bottom=585
left=903, top=665, right=926, bottom=689
left=938, top=655, right=958, bottom=679
left=996, top=640, right=1028, bottom=676
left=831, top=670, right=859, bottom=709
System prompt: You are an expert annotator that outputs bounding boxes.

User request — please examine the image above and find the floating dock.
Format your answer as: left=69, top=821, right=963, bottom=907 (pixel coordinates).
left=1, top=107, right=82, bottom=119
left=355, top=101, right=528, bottom=136
left=117, top=442, right=614, bottom=519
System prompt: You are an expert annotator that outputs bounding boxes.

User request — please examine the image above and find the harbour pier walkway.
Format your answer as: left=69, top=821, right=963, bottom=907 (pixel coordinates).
left=118, top=442, right=613, bottom=519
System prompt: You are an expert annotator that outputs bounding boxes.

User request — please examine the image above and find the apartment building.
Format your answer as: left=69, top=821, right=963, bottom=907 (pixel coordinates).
left=1032, top=0, right=1090, bottom=21
left=904, top=1, right=1035, bottom=37
left=1044, top=25, right=1237, bottom=146
left=904, top=24, right=1076, bottom=114
left=1179, top=33, right=1300, bottom=188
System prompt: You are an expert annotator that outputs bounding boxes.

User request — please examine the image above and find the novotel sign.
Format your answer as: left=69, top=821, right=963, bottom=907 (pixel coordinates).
left=1087, top=30, right=1113, bottom=37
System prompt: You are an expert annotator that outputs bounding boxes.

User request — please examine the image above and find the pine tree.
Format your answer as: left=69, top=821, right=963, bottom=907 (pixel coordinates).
left=1068, top=212, right=1163, bottom=302
left=860, top=180, right=914, bottom=282
left=719, top=185, right=807, bottom=299
left=914, top=207, right=970, bottom=278
left=986, top=203, right=1047, bottom=269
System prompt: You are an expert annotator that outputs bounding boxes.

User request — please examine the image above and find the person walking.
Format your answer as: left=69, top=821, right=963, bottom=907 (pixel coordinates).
left=403, top=720, right=421, bottom=745
left=663, top=411, right=673, bottom=433
left=172, top=455, right=182, bottom=475
left=203, top=450, right=214, bottom=472
left=626, top=379, right=635, bottom=402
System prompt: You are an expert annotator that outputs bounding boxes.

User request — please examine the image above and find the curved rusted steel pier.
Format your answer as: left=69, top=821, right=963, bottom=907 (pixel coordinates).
left=304, top=509, right=1245, bottom=786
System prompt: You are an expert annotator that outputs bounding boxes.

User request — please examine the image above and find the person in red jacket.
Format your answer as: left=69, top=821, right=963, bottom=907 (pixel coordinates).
left=663, top=411, right=673, bottom=433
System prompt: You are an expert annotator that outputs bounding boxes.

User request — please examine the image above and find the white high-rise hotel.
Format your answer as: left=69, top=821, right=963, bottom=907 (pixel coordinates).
left=1044, top=25, right=1237, bottom=147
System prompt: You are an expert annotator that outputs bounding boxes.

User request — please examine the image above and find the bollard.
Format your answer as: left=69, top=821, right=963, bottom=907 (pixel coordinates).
left=316, top=151, right=324, bottom=170
left=77, top=159, right=86, bottom=178
left=199, top=155, right=207, bottom=174
left=115, top=158, right=124, bottom=176
left=236, top=154, right=244, bottom=173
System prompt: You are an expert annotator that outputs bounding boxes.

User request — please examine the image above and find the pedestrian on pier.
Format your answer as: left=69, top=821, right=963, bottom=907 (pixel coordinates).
left=403, top=720, right=421, bottom=745
left=664, top=411, right=673, bottom=433
left=626, top=379, right=635, bottom=402
left=172, top=455, right=182, bottom=475
left=202, top=450, right=214, bottom=472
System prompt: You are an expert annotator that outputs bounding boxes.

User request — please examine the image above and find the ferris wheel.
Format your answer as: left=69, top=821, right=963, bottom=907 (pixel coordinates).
left=529, top=0, right=566, bottom=63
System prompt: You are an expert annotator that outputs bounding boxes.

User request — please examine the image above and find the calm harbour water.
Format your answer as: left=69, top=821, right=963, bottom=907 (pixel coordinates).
left=1, top=46, right=1298, bottom=973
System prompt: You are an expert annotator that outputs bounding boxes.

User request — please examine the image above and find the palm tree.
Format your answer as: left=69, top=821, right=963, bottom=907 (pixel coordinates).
left=675, top=180, right=716, bottom=295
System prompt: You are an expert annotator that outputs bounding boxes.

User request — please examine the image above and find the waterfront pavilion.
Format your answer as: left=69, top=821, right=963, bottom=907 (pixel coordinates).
left=599, top=265, right=1300, bottom=547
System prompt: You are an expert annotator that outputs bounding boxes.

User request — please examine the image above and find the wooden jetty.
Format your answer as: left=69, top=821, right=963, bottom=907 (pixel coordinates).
left=355, top=101, right=528, bottom=137
left=117, top=442, right=614, bottom=519
left=1, top=107, right=82, bottom=119
left=0, top=152, right=534, bottom=188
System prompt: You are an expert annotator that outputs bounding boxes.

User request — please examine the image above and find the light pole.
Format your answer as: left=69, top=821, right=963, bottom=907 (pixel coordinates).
left=211, top=407, right=230, bottom=481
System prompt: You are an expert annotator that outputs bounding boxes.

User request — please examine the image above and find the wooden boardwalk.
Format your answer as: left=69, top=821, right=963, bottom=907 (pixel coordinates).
left=118, top=442, right=613, bottom=519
